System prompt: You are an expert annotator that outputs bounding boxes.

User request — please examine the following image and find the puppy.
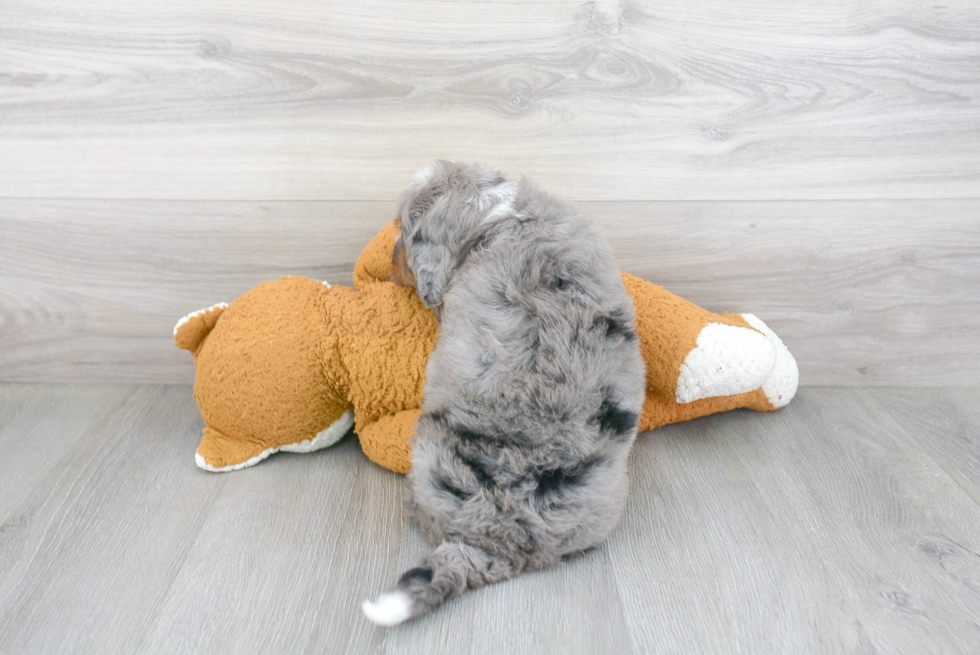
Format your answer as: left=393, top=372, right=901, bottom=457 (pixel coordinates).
left=363, top=161, right=646, bottom=625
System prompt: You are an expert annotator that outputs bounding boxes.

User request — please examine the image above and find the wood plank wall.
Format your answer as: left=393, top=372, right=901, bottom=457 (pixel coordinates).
left=1, top=0, right=978, bottom=385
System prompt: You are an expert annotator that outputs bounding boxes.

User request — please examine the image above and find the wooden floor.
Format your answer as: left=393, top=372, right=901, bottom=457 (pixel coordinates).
left=2, top=384, right=979, bottom=654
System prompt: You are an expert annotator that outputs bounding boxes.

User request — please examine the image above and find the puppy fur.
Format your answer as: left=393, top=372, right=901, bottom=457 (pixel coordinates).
left=363, top=161, right=646, bottom=625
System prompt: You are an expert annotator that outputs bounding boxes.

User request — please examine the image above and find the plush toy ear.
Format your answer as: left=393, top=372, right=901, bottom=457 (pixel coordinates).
left=411, top=241, right=453, bottom=309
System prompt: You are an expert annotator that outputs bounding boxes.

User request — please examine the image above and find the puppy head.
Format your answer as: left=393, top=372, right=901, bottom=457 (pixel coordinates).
left=393, top=161, right=517, bottom=309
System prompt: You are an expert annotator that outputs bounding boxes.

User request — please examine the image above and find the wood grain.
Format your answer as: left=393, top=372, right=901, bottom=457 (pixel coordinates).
left=858, top=388, right=980, bottom=505
left=1, top=0, right=978, bottom=200
left=2, top=198, right=977, bottom=385
left=611, top=199, right=980, bottom=387
left=134, top=415, right=397, bottom=653
left=610, top=387, right=980, bottom=654
left=0, top=384, right=139, bottom=582
left=0, top=199, right=386, bottom=384
left=2, top=384, right=980, bottom=653
left=0, top=385, right=218, bottom=653
left=384, top=523, right=634, bottom=655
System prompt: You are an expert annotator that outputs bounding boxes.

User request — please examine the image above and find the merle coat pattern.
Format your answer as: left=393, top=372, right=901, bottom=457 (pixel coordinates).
left=362, top=161, right=646, bottom=625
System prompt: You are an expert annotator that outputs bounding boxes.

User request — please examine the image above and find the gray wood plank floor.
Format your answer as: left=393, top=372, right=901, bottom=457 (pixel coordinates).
left=2, top=384, right=979, bottom=654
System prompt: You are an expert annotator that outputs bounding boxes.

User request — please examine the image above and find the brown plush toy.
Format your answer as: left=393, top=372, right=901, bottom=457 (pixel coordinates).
left=174, top=222, right=798, bottom=474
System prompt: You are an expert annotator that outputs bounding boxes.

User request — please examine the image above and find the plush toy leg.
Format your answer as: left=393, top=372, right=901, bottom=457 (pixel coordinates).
left=195, top=426, right=274, bottom=472
left=621, top=272, right=798, bottom=432
left=353, top=220, right=400, bottom=290
left=674, top=317, right=775, bottom=403
left=637, top=313, right=798, bottom=431
left=639, top=388, right=770, bottom=431
left=622, top=272, right=774, bottom=399
left=195, top=411, right=355, bottom=472
left=357, top=409, right=423, bottom=474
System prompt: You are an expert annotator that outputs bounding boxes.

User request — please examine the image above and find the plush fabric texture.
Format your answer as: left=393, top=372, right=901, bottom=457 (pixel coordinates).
left=175, top=221, right=798, bottom=474
left=621, top=272, right=783, bottom=430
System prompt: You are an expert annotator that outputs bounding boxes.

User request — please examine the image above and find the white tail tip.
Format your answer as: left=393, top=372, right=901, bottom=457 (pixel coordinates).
left=362, top=591, right=413, bottom=626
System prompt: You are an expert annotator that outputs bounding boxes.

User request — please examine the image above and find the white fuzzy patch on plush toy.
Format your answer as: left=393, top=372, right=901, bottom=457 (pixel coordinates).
left=173, top=303, right=229, bottom=337
left=195, top=410, right=354, bottom=472
left=284, top=410, right=354, bottom=452
left=362, top=591, right=413, bottom=626
left=741, top=314, right=799, bottom=408
left=676, top=323, right=776, bottom=404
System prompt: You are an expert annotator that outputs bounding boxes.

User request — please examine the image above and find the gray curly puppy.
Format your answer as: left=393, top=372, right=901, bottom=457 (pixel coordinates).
left=362, top=161, right=646, bottom=626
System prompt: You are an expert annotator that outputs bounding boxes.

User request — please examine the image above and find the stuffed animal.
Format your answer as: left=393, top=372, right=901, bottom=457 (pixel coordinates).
left=174, top=221, right=798, bottom=474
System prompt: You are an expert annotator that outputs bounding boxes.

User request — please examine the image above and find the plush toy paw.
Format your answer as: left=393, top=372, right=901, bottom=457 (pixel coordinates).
left=675, top=322, right=776, bottom=403
left=194, top=412, right=355, bottom=472
left=740, top=314, right=799, bottom=408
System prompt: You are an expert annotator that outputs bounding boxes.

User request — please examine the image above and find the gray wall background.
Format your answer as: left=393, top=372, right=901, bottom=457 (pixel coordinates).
left=2, top=0, right=978, bottom=385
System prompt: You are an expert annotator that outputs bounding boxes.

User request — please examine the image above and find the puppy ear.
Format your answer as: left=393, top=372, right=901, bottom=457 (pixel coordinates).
left=411, top=242, right=453, bottom=309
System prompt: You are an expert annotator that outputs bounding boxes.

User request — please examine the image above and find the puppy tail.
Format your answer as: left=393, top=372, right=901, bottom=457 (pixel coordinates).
left=362, top=541, right=517, bottom=626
